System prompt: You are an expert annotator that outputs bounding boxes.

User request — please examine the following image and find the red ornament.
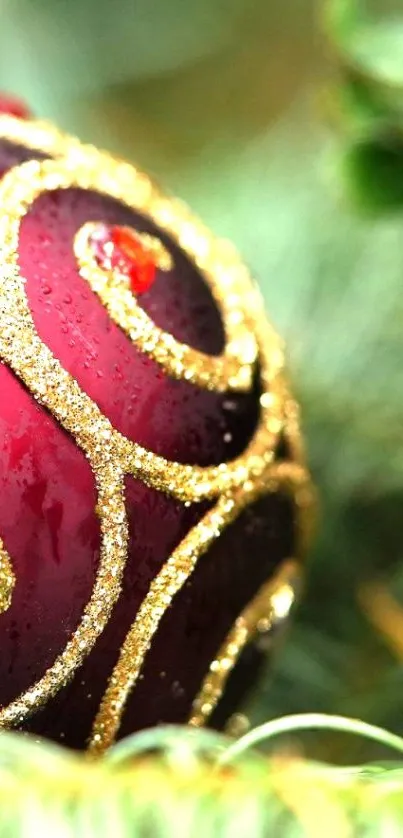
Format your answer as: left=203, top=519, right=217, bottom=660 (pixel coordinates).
left=0, top=93, right=31, bottom=120
left=0, top=114, right=312, bottom=752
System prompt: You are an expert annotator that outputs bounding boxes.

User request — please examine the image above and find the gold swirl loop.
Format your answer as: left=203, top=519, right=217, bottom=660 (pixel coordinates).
left=74, top=221, right=258, bottom=393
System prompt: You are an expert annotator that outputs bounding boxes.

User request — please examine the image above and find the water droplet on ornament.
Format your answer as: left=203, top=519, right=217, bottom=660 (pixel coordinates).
left=171, top=680, right=185, bottom=698
left=39, top=231, right=52, bottom=247
left=223, top=399, right=237, bottom=412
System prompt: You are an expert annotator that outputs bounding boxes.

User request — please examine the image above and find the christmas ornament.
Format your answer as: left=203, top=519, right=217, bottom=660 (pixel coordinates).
left=0, top=100, right=314, bottom=754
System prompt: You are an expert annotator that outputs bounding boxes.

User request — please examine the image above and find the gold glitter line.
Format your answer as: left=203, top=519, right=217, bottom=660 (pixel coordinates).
left=189, top=560, right=299, bottom=728
left=0, top=538, right=15, bottom=614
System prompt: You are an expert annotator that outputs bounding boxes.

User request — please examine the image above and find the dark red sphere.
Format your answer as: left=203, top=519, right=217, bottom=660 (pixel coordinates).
left=0, top=116, right=307, bottom=751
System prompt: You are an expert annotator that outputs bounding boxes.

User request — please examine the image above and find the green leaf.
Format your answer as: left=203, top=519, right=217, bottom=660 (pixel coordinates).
left=337, top=133, right=403, bottom=212
left=326, top=1, right=403, bottom=91
left=325, top=1, right=403, bottom=213
left=349, top=19, right=403, bottom=90
left=221, top=713, right=403, bottom=764
left=326, top=75, right=397, bottom=134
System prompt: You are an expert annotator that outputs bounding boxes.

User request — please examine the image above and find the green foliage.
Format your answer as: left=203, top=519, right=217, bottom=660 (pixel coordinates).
left=326, top=0, right=403, bottom=90
left=325, top=0, right=403, bottom=212
left=3, top=719, right=403, bottom=837
left=339, top=136, right=403, bottom=212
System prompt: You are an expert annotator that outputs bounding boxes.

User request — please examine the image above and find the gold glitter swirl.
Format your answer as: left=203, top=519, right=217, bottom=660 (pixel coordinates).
left=75, top=221, right=257, bottom=392
left=189, top=560, right=299, bottom=728
left=0, top=156, right=285, bottom=502
left=0, top=538, right=15, bottom=614
left=0, top=115, right=314, bottom=743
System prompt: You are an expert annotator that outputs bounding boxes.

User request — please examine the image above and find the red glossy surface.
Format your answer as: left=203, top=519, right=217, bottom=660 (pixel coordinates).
left=0, top=136, right=292, bottom=748
left=0, top=365, right=99, bottom=705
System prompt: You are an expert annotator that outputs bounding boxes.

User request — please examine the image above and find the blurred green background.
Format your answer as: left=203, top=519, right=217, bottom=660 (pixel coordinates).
left=2, top=0, right=403, bottom=763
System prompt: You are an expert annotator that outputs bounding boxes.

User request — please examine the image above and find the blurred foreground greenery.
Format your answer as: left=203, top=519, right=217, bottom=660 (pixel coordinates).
left=4, top=718, right=403, bottom=837
left=3, top=0, right=403, bottom=831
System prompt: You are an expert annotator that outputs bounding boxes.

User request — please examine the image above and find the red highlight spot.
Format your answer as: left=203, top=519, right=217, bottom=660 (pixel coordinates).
left=90, top=224, right=157, bottom=295
left=111, top=226, right=156, bottom=294
left=0, top=94, right=31, bottom=120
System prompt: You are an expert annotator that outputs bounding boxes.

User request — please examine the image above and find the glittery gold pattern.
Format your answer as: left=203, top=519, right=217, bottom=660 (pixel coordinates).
left=89, top=465, right=312, bottom=754
left=75, top=221, right=257, bottom=392
left=0, top=538, right=15, bottom=614
left=189, top=560, right=299, bottom=727
left=0, top=115, right=314, bottom=749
